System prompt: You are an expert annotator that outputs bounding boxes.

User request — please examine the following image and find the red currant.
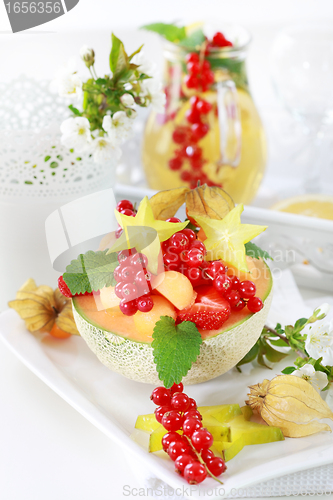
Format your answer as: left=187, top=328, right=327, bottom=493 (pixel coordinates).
left=213, top=274, right=232, bottom=295
left=137, top=294, right=154, bottom=312
left=120, top=208, right=136, bottom=217
left=185, top=53, right=199, bottom=64
left=172, top=127, right=188, bottom=144
left=120, top=266, right=136, bottom=283
left=184, top=462, right=207, bottom=484
left=134, top=270, right=152, bottom=289
left=163, top=252, right=180, bottom=271
left=181, top=171, right=192, bottom=182
left=224, top=290, right=241, bottom=308
left=182, top=417, right=203, bottom=436
left=168, top=440, right=190, bottom=461
left=113, top=265, right=123, bottom=283
left=187, top=248, right=205, bottom=268
left=119, top=299, right=138, bottom=316
left=161, top=431, right=182, bottom=451
left=200, top=448, right=215, bottom=463
left=185, top=108, right=201, bottom=124
left=115, top=282, right=124, bottom=299
left=169, top=232, right=190, bottom=254
left=170, top=382, right=183, bottom=394
left=229, top=275, right=240, bottom=290
left=190, top=240, right=206, bottom=254
left=175, top=454, right=195, bottom=475
left=247, top=296, right=263, bottom=313
left=196, top=99, right=212, bottom=114
left=117, top=249, right=131, bottom=264
left=184, top=266, right=202, bottom=286
left=162, top=411, right=183, bottom=431
left=185, top=145, right=202, bottom=160
left=181, top=228, right=196, bottom=243
left=115, top=227, right=123, bottom=239
left=150, top=387, right=171, bottom=406
left=191, top=428, right=214, bottom=451
left=187, top=397, right=197, bottom=410
left=171, top=392, right=190, bottom=412
left=183, top=409, right=202, bottom=420
left=155, top=405, right=172, bottom=424
left=116, top=199, right=133, bottom=212
left=184, top=74, right=199, bottom=90
left=130, top=253, right=148, bottom=270
left=191, top=122, right=209, bottom=142
left=206, top=457, right=226, bottom=476
left=187, top=61, right=200, bottom=74
left=121, top=283, right=138, bottom=301
left=233, top=298, right=246, bottom=311
left=169, top=157, right=183, bottom=171
left=208, top=260, right=226, bottom=278
left=239, top=280, right=256, bottom=299
left=166, top=217, right=182, bottom=223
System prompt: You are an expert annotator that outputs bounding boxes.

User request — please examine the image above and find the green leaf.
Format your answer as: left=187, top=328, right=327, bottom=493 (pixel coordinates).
left=294, top=318, right=308, bottom=332
left=282, top=366, right=296, bottom=374
left=110, top=33, right=129, bottom=77
left=63, top=250, right=118, bottom=295
left=237, top=343, right=260, bottom=368
left=68, top=104, right=81, bottom=116
left=245, top=241, right=273, bottom=261
left=152, top=317, right=202, bottom=388
left=269, top=338, right=290, bottom=347
left=95, top=78, right=107, bottom=85
left=128, top=44, right=144, bottom=62
left=263, top=340, right=289, bottom=363
left=141, top=23, right=186, bottom=43
left=180, top=29, right=206, bottom=49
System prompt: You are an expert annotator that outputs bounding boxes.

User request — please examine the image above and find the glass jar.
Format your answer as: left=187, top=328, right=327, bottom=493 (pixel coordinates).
left=142, top=25, right=266, bottom=204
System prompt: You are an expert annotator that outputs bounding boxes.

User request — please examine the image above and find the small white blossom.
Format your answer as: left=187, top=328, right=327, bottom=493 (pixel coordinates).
left=120, top=93, right=135, bottom=107
left=51, top=59, right=83, bottom=102
left=304, top=319, right=333, bottom=366
left=141, top=78, right=166, bottom=113
left=60, top=117, right=92, bottom=151
left=292, top=363, right=328, bottom=392
left=91, top=137, right=122, bottom=165
left=131, top=51, right=157, bottom=76
left=102, top=111, right=133, bottom=144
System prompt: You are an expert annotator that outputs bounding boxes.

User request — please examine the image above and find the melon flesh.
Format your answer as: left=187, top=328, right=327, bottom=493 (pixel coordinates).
left=72, top=257, right=273, bottom=385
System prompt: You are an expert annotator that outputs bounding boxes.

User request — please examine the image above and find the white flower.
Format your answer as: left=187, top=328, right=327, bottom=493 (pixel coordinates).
left=141, top=78, right=166, bottom=113
left=304, top=319, right=333, bottom=366
left=91, top=137, right=122, bottom=165
left=131, top=51, right=157, bottom=76
left=51, top=59, right=83, bottom=103
left=120, top=93, right=135, bottom=107
left=60, top=117, right=92, bottom=151
left=292, top=363, right=328, bottom=392
left=102, top=111, right=133, bottom=144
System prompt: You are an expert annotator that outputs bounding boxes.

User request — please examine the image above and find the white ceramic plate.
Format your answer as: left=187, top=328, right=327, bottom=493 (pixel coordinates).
left=1, top=309, right=333, bottom=498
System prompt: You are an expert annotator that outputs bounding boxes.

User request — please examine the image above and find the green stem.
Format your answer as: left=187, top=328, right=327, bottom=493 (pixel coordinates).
left=183, top=435, right=223, bottom=485
left=264, top=325, right=307, bottom=359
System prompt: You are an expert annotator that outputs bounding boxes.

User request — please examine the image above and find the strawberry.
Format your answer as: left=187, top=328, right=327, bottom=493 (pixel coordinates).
left=58, top=276, right=72, bottom=298
left=177, top=285, right=231, bottom=330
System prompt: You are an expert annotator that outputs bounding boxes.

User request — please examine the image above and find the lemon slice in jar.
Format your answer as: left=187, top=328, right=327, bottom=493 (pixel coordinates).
left=271, top=194, right=333, bottom=221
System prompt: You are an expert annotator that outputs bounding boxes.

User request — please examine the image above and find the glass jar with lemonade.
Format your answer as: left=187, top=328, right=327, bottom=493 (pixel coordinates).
left=142, top=23, right=266, bottom=204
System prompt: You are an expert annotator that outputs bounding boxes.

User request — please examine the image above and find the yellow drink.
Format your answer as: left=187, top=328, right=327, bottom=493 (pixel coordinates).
left=142, top=33, right=267, bottom=205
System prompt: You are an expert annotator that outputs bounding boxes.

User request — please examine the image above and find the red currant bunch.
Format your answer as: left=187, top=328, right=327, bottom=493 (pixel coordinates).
left=149, top=383, right=226, bottom=485
left=115, top=199, right=137, bottom=239
left=184, top=53, right=215, bottom=92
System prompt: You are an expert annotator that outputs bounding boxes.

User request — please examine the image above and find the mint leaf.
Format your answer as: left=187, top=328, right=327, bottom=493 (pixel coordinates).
left=282, top=366, right=296, bottom=375
left=180, top=29, right=205, bottom=49
left=245, top=241, right=273, bottom=261
left=63, top=250, right=118, bottom=295
left=141, top=23, right=186, bottom=43
left=152, top=317, right=202, bottom=388
left=110, top=33, right=129, bottom=77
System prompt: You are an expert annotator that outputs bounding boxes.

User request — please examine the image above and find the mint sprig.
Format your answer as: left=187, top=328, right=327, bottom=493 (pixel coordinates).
left=245, top=241, right=273, bottom=261
left=63, top=250, right=118, bottom=295
left=152, top=316, right=202, bottom=388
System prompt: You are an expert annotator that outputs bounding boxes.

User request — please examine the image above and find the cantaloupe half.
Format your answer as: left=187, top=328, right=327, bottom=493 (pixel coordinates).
left=72, top=257, right=273, bottom=385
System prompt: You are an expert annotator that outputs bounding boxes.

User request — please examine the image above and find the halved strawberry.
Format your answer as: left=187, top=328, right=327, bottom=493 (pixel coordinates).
left=177, top=285, right=231, bottom=330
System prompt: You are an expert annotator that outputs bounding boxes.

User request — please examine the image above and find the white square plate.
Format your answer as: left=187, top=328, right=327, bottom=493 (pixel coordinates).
left=1, top=309, right=333, bottom=498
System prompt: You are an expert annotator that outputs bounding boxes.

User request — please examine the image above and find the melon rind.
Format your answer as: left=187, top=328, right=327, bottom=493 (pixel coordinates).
left=72, top=288, right=273, bottom=385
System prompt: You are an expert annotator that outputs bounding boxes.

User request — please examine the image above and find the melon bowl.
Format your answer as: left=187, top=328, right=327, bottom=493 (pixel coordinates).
left=72, top=257, right=273, bottom=385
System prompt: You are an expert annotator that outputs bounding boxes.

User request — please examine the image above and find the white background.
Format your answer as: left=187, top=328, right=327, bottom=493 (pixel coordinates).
left=1, top=2, right=333, bottom=500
